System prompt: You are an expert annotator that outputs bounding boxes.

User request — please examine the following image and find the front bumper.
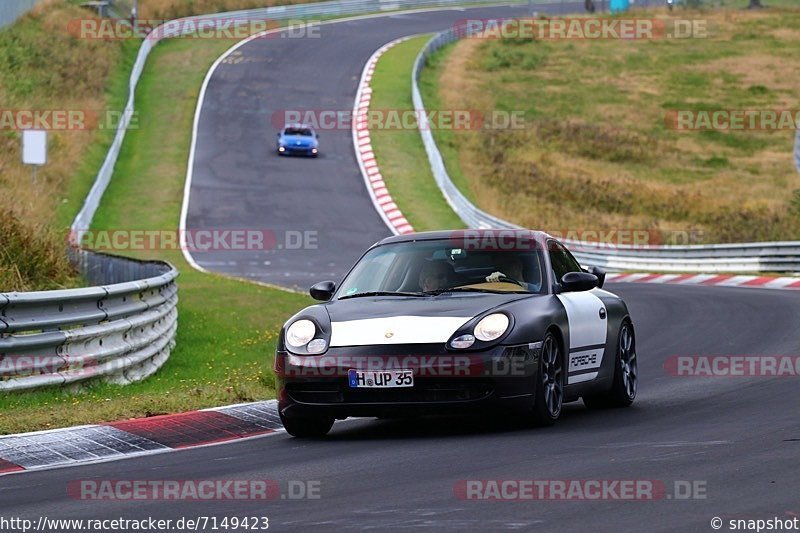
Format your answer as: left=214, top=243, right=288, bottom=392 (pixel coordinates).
left=278, top=145, right=317, bottom=156
left=276, top=343, right=540, bottom=419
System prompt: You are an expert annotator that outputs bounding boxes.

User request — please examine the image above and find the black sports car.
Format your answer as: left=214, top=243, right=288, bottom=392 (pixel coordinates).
left=275, top=230, right=637, bottom=437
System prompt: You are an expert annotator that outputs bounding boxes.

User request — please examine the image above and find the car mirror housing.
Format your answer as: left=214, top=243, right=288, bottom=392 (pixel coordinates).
left=589, top=266, right=606, bottom=288
left=561, top=272, right=598, bottom=292
left=310, top=280, right=336, bottom=301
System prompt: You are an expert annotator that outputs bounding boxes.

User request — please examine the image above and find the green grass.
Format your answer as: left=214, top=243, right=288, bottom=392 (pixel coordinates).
left=55, top=39, right=142, bottom=230
left=0, top=4, right=139, bottom=290
left=0, top=36, right=309, bottom=435
left=417, top=7, right=800, bottom=243
left=369, top=35, right=465, bottom=231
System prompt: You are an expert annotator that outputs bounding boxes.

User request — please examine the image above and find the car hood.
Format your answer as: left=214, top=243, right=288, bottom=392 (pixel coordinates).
left=323, top=293, right=530, bottom=347
left=281, top=134, right=316, bottom=146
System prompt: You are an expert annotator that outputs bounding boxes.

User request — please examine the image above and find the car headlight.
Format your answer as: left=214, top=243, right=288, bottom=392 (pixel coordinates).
left=474, top=313, right=510, bottom=342
left=450, top=334, right=475, bottom=349
left=286, top=319, right=316, bottom=347
left=306, top=338, right=327, bottom=354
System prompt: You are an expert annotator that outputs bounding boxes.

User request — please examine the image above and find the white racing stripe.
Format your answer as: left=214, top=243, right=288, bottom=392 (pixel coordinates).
left=330, top=316, right=472, bottom=346
left=557, top=290, right=608, bottom=382
left=568, top=372, right=598, bottom=385
left=556, top=291, right=608, bottom=350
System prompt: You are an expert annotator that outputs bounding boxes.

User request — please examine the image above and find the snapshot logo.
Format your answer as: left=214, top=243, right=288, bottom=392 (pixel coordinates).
left=665, top=109, right=800, bottom=131
left=68, top=479, right=321, bottom=500
left=453, top=17, right=709, bottom=40
left=664, top=356, right=800, bottom=378
left=0, top=110, right=134, bottom=131
left=454, top=479, right=707, bottom=501
left=68, top=18, right=320, bottom=40
left=69, top=229, right=318, bottom=252
left=720, top=517, right=800, bottom=532
left=272, top=109, right=525, bottom=131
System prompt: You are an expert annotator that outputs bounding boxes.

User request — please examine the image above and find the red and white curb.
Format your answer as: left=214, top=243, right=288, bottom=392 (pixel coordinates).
left=606, top=273, right=800, bottom=290
left=0, top=400, right=282, bottom=476
left=352, top=36, right=417, bottom=236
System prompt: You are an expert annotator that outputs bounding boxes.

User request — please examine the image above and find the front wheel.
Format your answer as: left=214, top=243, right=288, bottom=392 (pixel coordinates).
left=279, top=411, right=334, bottom=438
left=584, top=321, right=637, bottom=409
left=529, top=332, right=564, bottom=426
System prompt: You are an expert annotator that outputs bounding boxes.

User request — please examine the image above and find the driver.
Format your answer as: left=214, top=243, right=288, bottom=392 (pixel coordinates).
left=419, top=261, right=453, bottom=292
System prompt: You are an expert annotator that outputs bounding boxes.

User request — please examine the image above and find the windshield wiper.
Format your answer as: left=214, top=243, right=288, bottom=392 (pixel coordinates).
left=338, top=291, right=426, bottom=300
left=424, top=287, right=529, bottom=295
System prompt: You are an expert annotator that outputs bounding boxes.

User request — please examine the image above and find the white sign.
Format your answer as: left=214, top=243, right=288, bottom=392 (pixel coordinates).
left=22, top=130, right=47, bottom=166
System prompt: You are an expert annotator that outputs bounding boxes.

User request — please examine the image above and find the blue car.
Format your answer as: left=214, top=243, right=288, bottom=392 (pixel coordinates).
left=277, top=124, right=319, bottom=157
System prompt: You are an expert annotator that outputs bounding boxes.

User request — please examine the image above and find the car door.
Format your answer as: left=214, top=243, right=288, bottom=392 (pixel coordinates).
left=548, top=240, right=607, bottom=384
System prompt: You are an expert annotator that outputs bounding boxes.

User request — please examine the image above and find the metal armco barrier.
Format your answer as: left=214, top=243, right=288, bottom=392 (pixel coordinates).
left=412, top=28, right=800, bottom=273
left=0, top=250, right=178, bottom=391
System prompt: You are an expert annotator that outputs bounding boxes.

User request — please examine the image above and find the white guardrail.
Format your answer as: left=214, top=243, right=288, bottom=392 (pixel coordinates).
left=412, top=28, right=800, bottom=273
left=795, top=129, right=800, bottom=174
left=0, top=249, right=178, bottom=391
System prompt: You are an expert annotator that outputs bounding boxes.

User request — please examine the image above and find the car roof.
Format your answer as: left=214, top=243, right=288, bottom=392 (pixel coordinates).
left=373, top=229, right=553, bottom=247
left=282, top=123, right=314, bottom=131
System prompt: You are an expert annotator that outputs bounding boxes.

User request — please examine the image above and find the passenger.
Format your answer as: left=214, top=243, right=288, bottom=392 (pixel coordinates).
left=486, top=255, right=525, bottom=284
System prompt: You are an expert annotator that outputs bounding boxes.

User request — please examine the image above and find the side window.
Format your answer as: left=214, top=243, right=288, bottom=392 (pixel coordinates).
left=548, top=240, right=582, bottom=284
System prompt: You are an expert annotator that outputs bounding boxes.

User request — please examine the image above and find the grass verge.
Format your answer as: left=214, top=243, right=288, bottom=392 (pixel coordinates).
left=0, top=2, right=139, bottom=290
left=369, top=35, right=465, bottom=231
left=420, top=6, right=800, bottom=243
left=0, top=34, right=309, bottom=435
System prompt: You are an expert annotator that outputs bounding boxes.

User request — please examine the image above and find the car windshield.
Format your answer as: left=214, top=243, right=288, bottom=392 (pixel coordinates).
left=284, top=127, right=313, bottom=136
left=336, top=238, right=546, bottom=298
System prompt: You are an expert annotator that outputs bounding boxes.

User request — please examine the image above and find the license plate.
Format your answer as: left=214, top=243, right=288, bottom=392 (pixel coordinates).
left=348, top=369, right=413, bottom=388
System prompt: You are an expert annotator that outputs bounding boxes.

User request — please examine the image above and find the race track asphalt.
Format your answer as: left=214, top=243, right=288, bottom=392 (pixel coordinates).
left=5, top=4, right=797, bottom=531
left=3, top=284, right=799, bottom=531
left=183, top=3, right=581, bottom=290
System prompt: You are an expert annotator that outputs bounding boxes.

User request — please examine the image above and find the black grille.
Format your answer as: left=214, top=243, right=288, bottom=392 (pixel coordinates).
left=286, top=379, right=493, bottom=404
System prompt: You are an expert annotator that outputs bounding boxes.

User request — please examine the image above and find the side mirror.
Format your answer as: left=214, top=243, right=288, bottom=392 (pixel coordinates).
left=310, top=280, right=336, bottom=301
left=589, top=266, right=606, bottom=289
left=277, top=132, right=281, bottom=138
left=315, top=133, right=320, bottom=139
left=560, top=272, right=598, bottom=292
